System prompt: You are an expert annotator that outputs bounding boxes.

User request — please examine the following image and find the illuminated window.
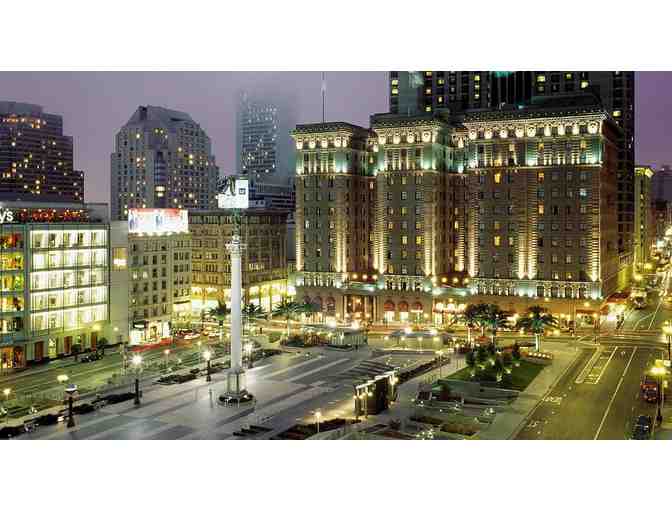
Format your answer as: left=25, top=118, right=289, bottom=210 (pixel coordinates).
left=537, top=75, right=546, bottom=82
left=580, top=81, right=589, bottom=89
left=494, top=172, right=502, bottom=184
left=613, top=110, right=621, bottom=117
left=494, top=236, right=501, bottom=247
left=415, top=235, right=423, bottom=246
left=508, top=237, right=514, bottom=247
left=425, top=71, right=432, bottom=77
left=425, top=88, right=432, bottom=95
left=474, top=74, right=480, bottom=81
left=494, top=221, right=501, bottom=230
left=537, top=172, right=545, bottom=183
left=538, top=204, right=545, bottom=215
left=438, top=96, right=444, bottom=103
left=391, top=79, right=399, bottom=86
left=425, top=106, right=432, bottom=112
left=391, top=88, right=399, bottom=95
left=401, top=235, right=408, bottom=245
left=565, top=73, right=573, bottom=80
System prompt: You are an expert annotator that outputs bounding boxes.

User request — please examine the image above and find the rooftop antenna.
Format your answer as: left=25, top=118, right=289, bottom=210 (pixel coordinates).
left=321, top=72, right=326, bottom=123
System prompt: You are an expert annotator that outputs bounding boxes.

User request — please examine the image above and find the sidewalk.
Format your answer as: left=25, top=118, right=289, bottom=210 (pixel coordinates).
left=476, top=343, right=581, bottom=440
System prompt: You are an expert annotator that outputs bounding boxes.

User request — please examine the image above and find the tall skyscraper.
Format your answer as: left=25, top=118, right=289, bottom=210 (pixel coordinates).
left=634, top=166, right=653, bottom=268
left=389, top=71, right=635, bottom=266
left=0, top=101, right=84, bottom=203
left=652, top=164, right=672, bottom=202
left=236, top=90, right=297, bottom=185
left=111, top=106, right=219, bottom=221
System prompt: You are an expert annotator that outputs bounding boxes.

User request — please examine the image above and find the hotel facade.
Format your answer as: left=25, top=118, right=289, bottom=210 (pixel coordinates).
left=292, top=97, right=624, bottom=326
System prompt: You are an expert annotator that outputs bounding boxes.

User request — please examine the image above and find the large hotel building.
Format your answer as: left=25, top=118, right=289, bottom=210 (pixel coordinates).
left=293, top=95, right=624, bottom=325
left=390, top=71, right=635, bottom=276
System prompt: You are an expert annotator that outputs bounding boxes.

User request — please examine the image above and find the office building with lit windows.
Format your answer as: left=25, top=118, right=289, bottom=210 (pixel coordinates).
left=292, top=95, right=622, bottom=325
left=0, top=201, right=119, bottom=370
left=389, top=71, right=635, bottom=273
left=0, top=101, right=84, bottom=203
left=633, top=166, right=653, bottom=269
left=188, top=209, right=289, bottom=314
left=111, top=105, right=220, bottom=221
left=236, top=90, right=297, bottom=184
left=110, top=208, right=192, bottom=345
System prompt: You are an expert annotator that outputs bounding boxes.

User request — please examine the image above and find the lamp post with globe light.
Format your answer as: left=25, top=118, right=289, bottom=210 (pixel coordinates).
left=663, top=322, right=672, bottom=361
left=651, top=365, right=666, bottom=425
left=315, top=409, right=322, bottom=434
left=203, top=349, right=212, bottom=382
left=132, top=354, right=143, bottom=406
left=64, top=384, right=77, bottom=428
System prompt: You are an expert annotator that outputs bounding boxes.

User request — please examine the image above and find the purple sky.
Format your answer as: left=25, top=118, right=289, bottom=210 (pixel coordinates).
left=0, top=71, right=667, bottom=203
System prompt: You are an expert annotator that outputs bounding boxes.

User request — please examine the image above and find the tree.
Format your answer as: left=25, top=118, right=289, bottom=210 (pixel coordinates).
left=242, top=303, right=266, bottom=335
left=461, top=303, right=488, bottom=346
left=515, top=305, right=559, bottom=351
left=97, top=338, right=109, bottom=357
left=465, top=350, right=476, bottom=377
left=300, top=301, right=319, bottom=323
left=71, top=343, right=82, bottom=362
left=481, top=304, right=508, bottom=349
left=493, top=356, right=504, bottom=382
left=511, top=343, right=522, bottom=366
left=210, top=301, right=229, bottom=345
left=272, top=299, right=304, bottom=340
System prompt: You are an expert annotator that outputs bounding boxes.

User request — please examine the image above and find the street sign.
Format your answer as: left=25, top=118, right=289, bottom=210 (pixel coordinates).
left=217, top=177, right=249, bottom=210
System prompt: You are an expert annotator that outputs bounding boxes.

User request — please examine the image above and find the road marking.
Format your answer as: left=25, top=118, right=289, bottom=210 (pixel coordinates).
left=575, top=347, right=603, bottom=384
left=593, top=347, right=637, bottom=440
left=648, top=294, right=664, bottom=330
left=593, top=347, right=617, bottom=385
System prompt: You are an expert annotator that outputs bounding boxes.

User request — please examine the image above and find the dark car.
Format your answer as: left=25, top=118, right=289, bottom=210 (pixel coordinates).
left=80, top=352, right=101, bottom=363
left=643, top=388, right=658, bottom=403
left=632, top=415, right=653, bottom=440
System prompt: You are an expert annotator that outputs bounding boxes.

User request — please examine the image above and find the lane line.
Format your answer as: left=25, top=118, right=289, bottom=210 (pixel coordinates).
left=575, top=347, right=604, bottom=384
left=648, top=293, right=664, bottom=330
left=260, top=356, right=323, bottom=379
left=593, top=347, right=617, bottom=385
left=593, top=347, right=637, bottom=440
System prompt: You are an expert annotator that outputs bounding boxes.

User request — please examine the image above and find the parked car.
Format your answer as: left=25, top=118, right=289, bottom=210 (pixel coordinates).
left=183, top=332, right=200, bottom=341
left=641, top=374, right=658, bottom=393
left=632, top=415, right=653, bottom=440
left=80, top=352, right=101, bottom=363
left=643, top=387, right=658, bottom=403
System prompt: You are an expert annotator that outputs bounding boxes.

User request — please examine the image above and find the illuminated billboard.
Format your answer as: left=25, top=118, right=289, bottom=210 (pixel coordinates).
left=128, top=208, right=188, bottom=235
left=217, top=177, right=249, bottom=210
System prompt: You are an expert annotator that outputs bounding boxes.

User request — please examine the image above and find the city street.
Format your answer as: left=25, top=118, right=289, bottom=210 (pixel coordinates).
left=516, top=344, right=663, bottom=439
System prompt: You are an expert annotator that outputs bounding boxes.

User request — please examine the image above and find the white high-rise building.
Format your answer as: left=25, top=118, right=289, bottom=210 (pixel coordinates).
left=111, top=106, right=219, bottom=221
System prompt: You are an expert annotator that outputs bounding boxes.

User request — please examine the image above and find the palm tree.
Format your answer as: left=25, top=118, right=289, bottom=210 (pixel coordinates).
left=515, top=305, right=559, bottom=351
left=272, top=299, right=303, bottom=340
left=461, top=303, right=488, bottom=346
left=481, top=304, right=508, bottom=349
left=210, top=301, right=229, bottom=345
left=301, top=301, right=319, bottom=323
left=242, top=303, right=266, bottom=335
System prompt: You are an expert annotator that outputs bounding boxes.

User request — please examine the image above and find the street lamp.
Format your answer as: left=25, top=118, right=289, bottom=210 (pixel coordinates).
left=651, top=365, right=666, bottom=425
left=163, top=349, right=171, bottom=371
left=245, top=342, right=253, bottom=369
left=437, top=350, right=444, bottom=379
left=132, top=354, right=143, bottom=406
left=203, top=349, right=212, bottom=382
left=315, top=409, right=322, bottom=434
left=64, top=384, right=77, bottom=428
left=663, top=322, right=672, bottom=361
left=2, top=388, right=10, bottom=402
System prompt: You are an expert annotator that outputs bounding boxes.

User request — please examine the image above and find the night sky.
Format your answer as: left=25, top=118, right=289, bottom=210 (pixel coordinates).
left=0, top=71, right=667, bottom=203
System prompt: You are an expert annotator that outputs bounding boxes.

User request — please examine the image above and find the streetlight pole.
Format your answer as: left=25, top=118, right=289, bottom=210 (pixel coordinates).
left=315, top=409, right=321, bottom=434
left=664, top=322, right=672, bottom=361
left=203, top=350, right=212, bottom=382
left=651, top=365, right=666, bottom=426
left=64, top=384, right=77, bottom=428
left=132, top=354, right=143, bottom=406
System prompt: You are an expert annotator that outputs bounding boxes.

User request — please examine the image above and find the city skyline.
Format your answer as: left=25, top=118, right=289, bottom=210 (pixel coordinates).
left=0, top=71, right=670, bottom=205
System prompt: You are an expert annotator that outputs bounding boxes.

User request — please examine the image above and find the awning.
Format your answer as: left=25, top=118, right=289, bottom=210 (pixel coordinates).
left=383, top=300, right=396, bottom=312
left=398, top=301, right=409, bottom=312
left=312, top=296, right=323, bottom=311
left=412, top=302, right=423, bottom=312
